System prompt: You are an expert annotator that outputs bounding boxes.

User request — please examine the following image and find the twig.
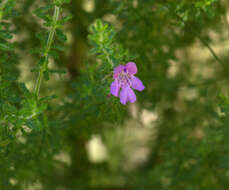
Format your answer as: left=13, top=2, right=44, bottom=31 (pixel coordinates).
left=163, top=5, right=229, bottom=74
left=0, top=0, right=9, bottom=21
left=34, top=5, right=60, bottom=97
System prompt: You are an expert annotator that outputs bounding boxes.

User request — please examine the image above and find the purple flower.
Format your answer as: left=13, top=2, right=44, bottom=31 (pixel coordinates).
left=110, top=62, right=145, bottom=104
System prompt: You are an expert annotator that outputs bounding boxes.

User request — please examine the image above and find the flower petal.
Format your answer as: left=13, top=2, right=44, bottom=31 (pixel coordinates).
left=120, top=87, right=136, bottom=104
left=127, top=87, right=136, bottom=103
left=131, top=76, right=145, bottom=91
left=113, top=65, right=124, bottom=78
left=110, top=80, right=120, bottom=97
left=125, top=62, right=137, bottom=75
left=120, top=87, right=128, bottom=104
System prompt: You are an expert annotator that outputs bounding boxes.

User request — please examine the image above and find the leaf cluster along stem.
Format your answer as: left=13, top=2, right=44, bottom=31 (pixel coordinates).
left=106, top=54, right=114, bottom=67
left=34, top=5, right=60, bottom=97
left=0, top=0, right=9, bottom=21
left=102, top=48, right=114, bottom=67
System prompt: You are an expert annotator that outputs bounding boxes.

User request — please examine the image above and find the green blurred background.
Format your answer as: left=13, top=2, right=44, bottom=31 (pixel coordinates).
left=3, top=0, right=229, bottom=189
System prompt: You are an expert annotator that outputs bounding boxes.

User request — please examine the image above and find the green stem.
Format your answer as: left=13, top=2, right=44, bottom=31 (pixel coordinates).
left=191, top=29, right=229, bottom=73
left=164, top=5, right=229, bottom=74
left=34, top=5, right=60, bottom=97
left=106, top=54, right=114, bottom=67
left=102, top=48, right=114, bottom=67
left=0, top=0, right=9, bottom=21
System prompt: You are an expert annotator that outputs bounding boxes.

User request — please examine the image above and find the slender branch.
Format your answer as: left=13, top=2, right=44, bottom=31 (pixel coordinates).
left=34, top=5, right=60, bottom=97
left=163, top=5, right=229, bottom=74
left=101, top=47, right=114, bottom=67
left=100, top=34, right=114, bottom=67
left=191, top=30, right=229, bottom=73
left=0, top=0, right=9, bottom=21
left=106, top=54, right=114, bottom=67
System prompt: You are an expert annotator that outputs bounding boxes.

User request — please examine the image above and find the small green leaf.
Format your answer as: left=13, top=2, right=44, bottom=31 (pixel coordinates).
left=0, top=43, right=13, bottom=51
left=0, top=139, right=11, bottom=147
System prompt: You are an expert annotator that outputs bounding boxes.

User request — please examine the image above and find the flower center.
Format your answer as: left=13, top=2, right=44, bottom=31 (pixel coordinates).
left=118, top=70, right=132, bottom=88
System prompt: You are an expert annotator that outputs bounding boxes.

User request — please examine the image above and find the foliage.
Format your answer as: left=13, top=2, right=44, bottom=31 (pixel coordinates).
left=0, top=0, right=229, bottom=189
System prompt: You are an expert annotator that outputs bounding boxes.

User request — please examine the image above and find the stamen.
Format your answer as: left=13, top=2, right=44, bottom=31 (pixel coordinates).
left=118, top=71, right=132, bottom=88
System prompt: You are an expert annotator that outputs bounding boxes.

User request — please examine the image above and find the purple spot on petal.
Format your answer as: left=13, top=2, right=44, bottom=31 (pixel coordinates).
left=113, top=65, right=124, bottom=78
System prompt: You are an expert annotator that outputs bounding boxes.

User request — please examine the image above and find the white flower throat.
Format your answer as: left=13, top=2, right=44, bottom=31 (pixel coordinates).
left=117, top=69, right=132, bottom=88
